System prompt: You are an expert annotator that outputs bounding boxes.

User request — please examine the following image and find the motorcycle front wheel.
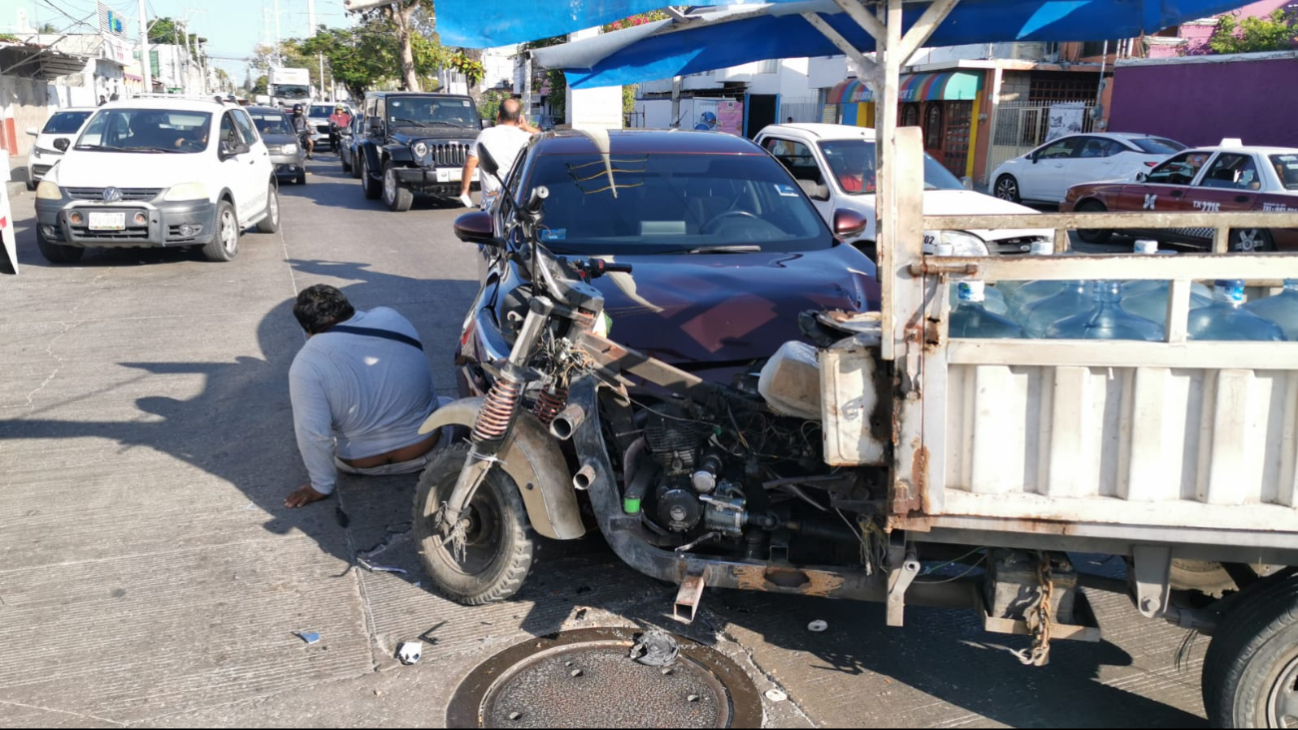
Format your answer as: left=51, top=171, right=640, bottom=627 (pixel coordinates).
left=413, top=442, right=535, bottom=605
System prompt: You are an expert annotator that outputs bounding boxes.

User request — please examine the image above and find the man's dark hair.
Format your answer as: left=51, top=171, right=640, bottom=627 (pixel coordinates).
left=498, top=97, right=522, bottom=124
left=294, top=285, right=355, bottom=334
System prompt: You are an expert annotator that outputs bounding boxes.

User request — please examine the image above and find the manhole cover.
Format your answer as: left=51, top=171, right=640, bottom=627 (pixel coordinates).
left=447, top=627, right=762, bottom=728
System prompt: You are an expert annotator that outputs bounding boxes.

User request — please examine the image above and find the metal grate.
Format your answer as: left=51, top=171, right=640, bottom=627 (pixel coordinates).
left=68, top=226, right=149, bottom=240
left=65, top=187, right=162, bottom=202
left=431, top=142, right=471, bottom=168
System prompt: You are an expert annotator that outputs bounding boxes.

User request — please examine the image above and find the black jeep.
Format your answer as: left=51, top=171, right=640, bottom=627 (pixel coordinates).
left=356, top=91, right=481, bottom=212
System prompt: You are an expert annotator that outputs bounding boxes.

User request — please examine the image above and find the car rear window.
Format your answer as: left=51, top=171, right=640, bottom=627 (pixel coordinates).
left=522, top=153, right=831, bottom=255
left=1130, top=137, right=1187, bottom=154
left=1271, top=154, right=1298, bottom=191
left=42, top=111, right=92, bottom=134
left=816, top=139, right=964, bottom=193
left=250, top=111, right=292, bottom=136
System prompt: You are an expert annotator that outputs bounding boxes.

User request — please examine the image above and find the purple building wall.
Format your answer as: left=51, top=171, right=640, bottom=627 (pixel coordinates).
left=1109, top=56, right=1298, bottom=148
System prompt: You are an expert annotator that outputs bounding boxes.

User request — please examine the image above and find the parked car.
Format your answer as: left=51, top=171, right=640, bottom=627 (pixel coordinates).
left=1062, top=143, right=1298, bottom=251
left=356, top=91, right=482, bottom=212
left=339, top=111, right=366, bottom=178
left=991, top=132, right=1187, bottom=204
left=755, top=123, right=1052, bottom=258
left=24, top=107, right=96, bottom=190
left=34, top=98, right=279, bottom=263
left=247, top=106, right=306, bottom=185
left=455, top=128, right=880, bottom=394
left=306, top=103, right=337, bottom=151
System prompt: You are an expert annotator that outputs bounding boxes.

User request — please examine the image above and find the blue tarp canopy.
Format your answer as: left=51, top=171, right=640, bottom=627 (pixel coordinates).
left=438, top=0, right=1257, bottom=88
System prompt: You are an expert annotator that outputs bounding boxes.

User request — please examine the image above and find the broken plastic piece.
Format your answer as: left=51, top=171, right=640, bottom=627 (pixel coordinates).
left=629, top=630, right=680, bottom=667
left=294, top=631, right=320, bottom=645
left=358, top=559, right=408, bottom=574
left=765, top=688, right=788, bottom=702
left=807, top=620, right=828, bottom=633
left=397, top=640, right=423, bottom=665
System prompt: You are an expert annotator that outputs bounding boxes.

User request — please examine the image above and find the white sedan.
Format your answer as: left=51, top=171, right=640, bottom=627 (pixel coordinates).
left=991, top=132, right=1186, bottom=205
left=24, top=107, right=95, bottom=190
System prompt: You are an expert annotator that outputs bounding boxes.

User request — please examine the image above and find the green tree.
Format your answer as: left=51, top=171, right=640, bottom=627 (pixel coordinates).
left=251, top=75, right=268, bottom=96
left=39, top=23, right=58, bottom=34
left=1208, top=9, right=1297, bottom=54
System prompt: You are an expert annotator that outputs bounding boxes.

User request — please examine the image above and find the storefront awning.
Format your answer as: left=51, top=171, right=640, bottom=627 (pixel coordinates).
left=828, top=70, right=984, bottom=105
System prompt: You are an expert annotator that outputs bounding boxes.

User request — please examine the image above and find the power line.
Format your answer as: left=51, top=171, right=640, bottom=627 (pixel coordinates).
left=36, top=0, right=99, bottom=33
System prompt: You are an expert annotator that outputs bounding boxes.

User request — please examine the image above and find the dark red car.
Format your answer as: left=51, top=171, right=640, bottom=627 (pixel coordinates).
left=1061, top=145, right=1298, bottom=251
left=455, top=129, right=880, bottom=394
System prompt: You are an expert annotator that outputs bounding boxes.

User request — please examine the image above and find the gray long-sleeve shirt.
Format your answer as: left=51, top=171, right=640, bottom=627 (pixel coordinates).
left=289, top=308, right=437, bottom=494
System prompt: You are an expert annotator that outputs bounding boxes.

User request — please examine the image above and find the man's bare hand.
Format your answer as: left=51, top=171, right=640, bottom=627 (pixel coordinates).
left=285, top=484, right=330, bottom=508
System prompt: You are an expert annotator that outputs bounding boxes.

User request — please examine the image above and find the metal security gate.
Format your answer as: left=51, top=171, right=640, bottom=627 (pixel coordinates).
left=986, top=100, right=1096, bottom=181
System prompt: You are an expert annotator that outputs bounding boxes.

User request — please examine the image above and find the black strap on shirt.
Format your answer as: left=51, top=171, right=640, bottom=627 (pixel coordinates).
left=326, top=325, right=424, bottom=351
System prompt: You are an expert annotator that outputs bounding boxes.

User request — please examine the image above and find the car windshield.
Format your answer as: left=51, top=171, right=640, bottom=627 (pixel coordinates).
left=249, top=111, right=292, bottom=136
left=43, top=111, right=92, bottom=134
left=522, top=152, right=831, bottom=255
left=75, top=109, right=213, bottom=153
left=310, top=105, right=334, bottom=117
left=817, top=139, right=964, bottom=193
left=274, top=85, right=310, bottom=101
left=1130, top=137, right=1188, bottom=154
left=1271, top=154, right=1298, bottom=191
left=386, top=96, right=477, bottom=129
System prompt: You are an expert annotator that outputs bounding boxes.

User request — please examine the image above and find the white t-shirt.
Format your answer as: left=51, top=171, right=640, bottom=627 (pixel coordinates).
left=472, top=124, right=532, bottom=205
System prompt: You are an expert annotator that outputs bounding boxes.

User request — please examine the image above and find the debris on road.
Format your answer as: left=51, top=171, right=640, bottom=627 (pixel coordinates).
left=357, top=558, right=407, bottom=574
left=629, top=630, right=680, bottom=667
left=807, top=620, right=828, bottom=633
left=293, top=631, right=321, bottom=645
left=765, top=688, right=788, bottom=702
left=398, top=640, right=423, bottom=665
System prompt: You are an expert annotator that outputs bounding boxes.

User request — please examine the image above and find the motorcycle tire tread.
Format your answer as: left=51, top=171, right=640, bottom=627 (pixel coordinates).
left=413, top=442, right=535, bottom=606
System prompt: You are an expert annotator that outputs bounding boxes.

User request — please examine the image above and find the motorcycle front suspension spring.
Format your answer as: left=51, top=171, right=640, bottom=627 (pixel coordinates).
left=532, top=387, right=568, bottom=426
left=472, top=378, right=523, bottom=442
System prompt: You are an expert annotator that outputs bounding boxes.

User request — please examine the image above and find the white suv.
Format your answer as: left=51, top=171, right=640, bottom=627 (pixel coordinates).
left=755, top=123, right=1051, bottom=259
left=34, top=98, right=279, bottom=263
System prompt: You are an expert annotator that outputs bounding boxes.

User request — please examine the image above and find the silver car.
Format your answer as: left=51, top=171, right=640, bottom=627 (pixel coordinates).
left=247, top=106, right=307, bottom=185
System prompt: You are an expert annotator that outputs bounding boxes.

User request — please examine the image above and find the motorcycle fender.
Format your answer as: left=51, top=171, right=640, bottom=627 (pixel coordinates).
left=419, top=397, right=585, bottom=541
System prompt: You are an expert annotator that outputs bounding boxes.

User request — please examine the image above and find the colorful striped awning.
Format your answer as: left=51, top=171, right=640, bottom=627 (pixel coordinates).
left=827, top=71, right=984, bottom=105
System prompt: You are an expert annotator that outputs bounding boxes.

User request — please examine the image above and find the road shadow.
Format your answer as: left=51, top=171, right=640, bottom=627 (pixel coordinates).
left=286, top=153, right=474, bottom=213
left=7, top=208, right=214, bottom=269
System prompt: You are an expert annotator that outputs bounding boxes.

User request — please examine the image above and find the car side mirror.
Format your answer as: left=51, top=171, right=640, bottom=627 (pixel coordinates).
left=454, top=211, right=498, bottom=246
left=833, top=209, right=868, bottom=240
left=1030, top=153, right=1039, bottom=164
left=53, top=138, right=70, bottom=152
left=1135, top=172, right=1148, bottom=182
left=26, top=127, right=38, bottom=137
left=477, top=145, right=500, bottom=178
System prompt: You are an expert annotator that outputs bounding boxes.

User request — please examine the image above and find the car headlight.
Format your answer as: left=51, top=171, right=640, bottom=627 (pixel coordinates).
left=281, top=143, right=299, bottom=154
left=164, top=182, right=210, bottom=202
left=412, top=141, right=428, bottom=158
left=925, top=230, right=990, bottom=257
left=36, top=180, right=63, bottom=200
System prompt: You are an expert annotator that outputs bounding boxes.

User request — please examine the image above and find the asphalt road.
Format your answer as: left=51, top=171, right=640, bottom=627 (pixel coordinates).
left=0, top=153, right=1208, bottom=728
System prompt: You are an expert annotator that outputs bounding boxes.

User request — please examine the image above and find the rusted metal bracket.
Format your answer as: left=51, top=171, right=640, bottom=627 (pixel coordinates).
left=673, top=572, right=706, bottom=624
left=908, top=259, right=980, bottom=277
left=1132, top=545, right=1173, bottom=619
left=886, top=536, right=921, bottom=627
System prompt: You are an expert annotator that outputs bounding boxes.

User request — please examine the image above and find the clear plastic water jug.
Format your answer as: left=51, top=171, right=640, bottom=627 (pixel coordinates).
left=950, top=281, right=1026, bottom=338
left=1188, top=280, right=1286, bottom=341
left=1242, top=280, right=1298, bottom=340
left=1045, top=281, right=1164, bottom=341
left=1017, top=280, right=1092, bottom=338
left=996, top=239, right=1054, bottom=305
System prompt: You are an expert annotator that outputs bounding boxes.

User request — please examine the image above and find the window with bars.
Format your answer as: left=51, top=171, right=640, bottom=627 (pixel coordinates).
left=1028, top=73, right=1099, bottom=102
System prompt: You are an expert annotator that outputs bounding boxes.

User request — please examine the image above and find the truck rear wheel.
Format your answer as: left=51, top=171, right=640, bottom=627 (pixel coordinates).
left=413, top=443, right=535, bottom=605
left=1203, top=576, right=1298, bottom=728
left=1076, top=201, right=1113, bottom=244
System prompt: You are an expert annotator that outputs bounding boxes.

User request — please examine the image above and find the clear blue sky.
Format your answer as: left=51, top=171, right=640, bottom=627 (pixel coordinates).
left=22, top=0, right=354, bottom=83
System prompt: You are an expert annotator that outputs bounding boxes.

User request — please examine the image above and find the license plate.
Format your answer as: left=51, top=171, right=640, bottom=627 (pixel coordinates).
left=88, top=212, right=126, bottom=231
left=437, top=168, right=462, bottom=183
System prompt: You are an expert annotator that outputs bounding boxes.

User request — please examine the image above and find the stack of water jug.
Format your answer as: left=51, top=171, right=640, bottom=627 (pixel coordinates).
left=947, top=240, right=1296, bottom=341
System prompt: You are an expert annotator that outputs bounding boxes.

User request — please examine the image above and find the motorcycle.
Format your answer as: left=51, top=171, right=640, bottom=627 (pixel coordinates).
left=412, top=146, right=895, bottom=613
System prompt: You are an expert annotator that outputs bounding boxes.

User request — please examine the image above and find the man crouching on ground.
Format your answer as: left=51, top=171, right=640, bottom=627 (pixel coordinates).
left=285, top=285, right=441, bottom=508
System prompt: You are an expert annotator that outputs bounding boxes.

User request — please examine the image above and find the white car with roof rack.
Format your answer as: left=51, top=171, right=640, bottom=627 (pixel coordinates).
left=33, top=97, right=278, bottom=263
left=755, top=123, right=1053, bottom=259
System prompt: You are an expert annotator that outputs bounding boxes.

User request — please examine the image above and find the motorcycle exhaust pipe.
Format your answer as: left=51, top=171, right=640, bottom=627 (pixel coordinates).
left=550, top=404, right=587, bottom=441
left=573, top=463, right=597, bottom=491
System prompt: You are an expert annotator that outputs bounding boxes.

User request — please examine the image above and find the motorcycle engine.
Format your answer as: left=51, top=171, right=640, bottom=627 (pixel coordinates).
left=644, top=407, right=757, bottom=537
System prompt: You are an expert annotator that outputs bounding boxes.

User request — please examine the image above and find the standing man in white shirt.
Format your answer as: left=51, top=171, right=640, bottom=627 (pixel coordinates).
left=459, top=98, right=535, bottom=209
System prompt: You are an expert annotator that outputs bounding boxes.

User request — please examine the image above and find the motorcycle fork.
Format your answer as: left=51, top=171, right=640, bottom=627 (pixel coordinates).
left=439, top=297, right=555, bottom=536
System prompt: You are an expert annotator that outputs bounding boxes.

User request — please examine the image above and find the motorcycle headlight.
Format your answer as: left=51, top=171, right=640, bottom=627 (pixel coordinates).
left=36, top=180, right=63, bottom=200
left=925, top=230, right=990, bottom=257
left=164, top=182, right=210, bottom=202
left=412, top=141, right=428, bottom=158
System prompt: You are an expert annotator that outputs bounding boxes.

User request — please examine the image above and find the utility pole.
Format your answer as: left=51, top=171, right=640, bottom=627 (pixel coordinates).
left=273, top=0, right=282, bottom=64
left=137, top=0, right=151, bottom=93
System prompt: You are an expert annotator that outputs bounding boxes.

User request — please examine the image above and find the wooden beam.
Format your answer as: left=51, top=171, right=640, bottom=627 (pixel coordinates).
left=802, top=12, right=879, bottom=79
left=831, top=0, right=887, bottom=43
left=897, top=0, right=961, bottom=65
